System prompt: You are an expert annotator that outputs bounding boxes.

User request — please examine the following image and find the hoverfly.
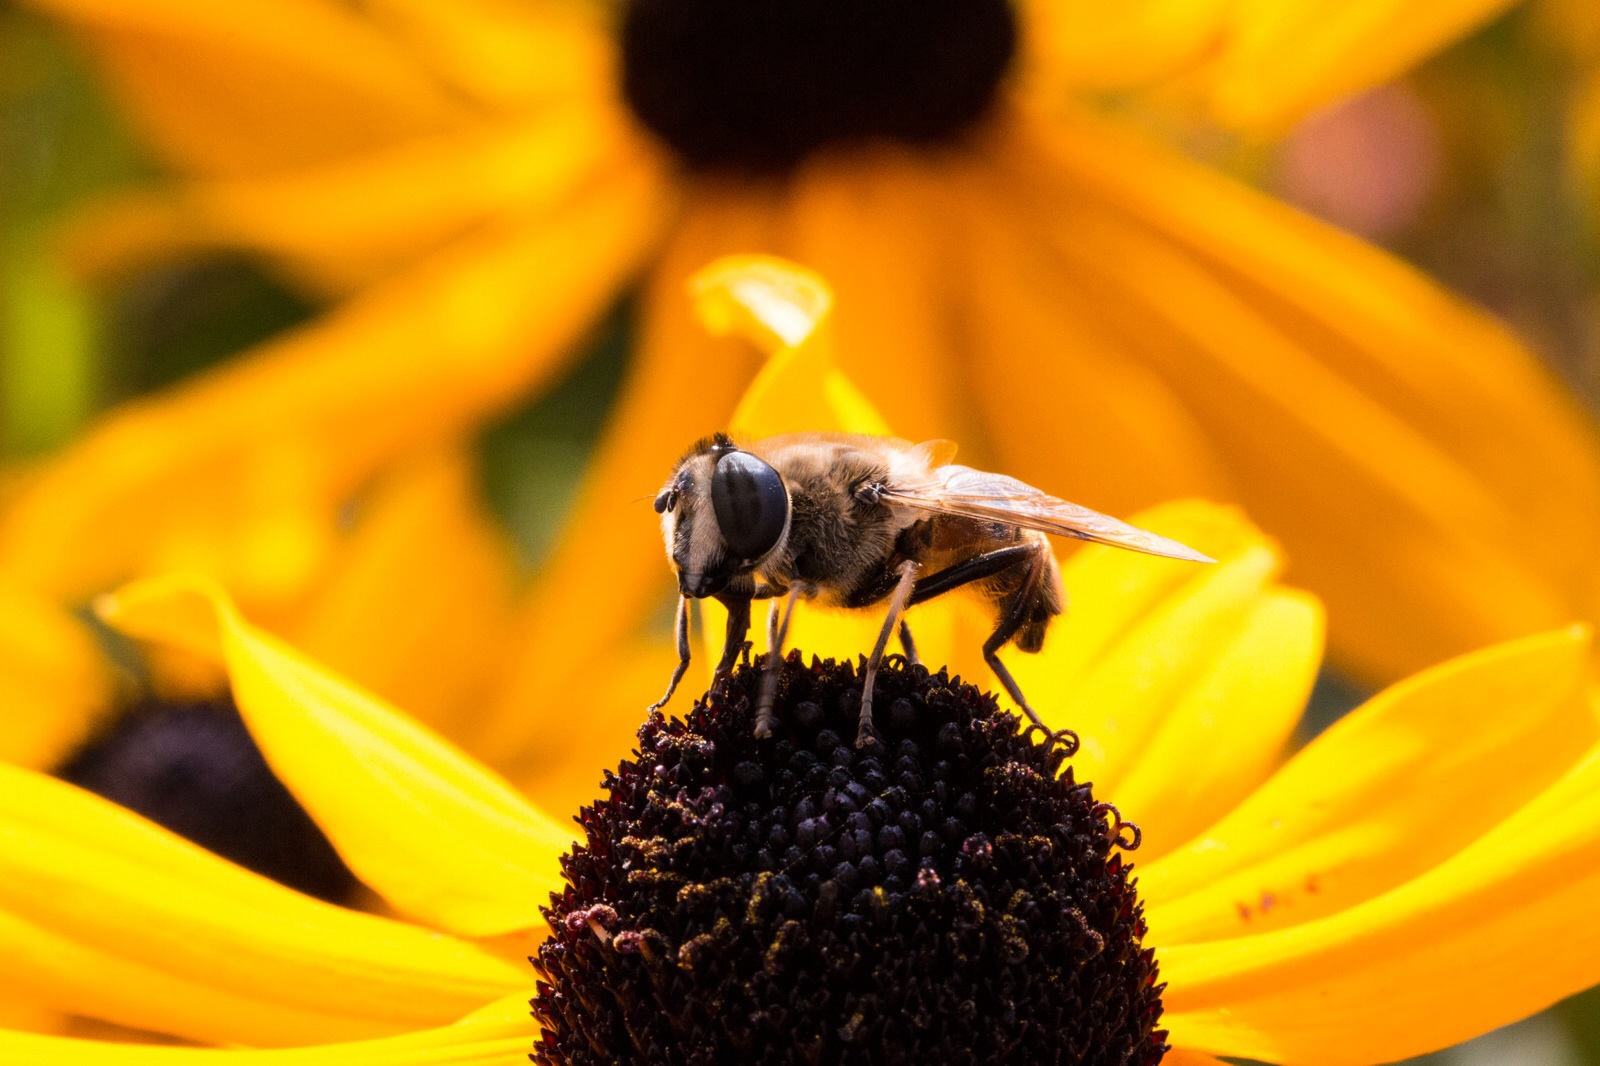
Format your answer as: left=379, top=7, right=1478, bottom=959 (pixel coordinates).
left=652, top=433, right=1212, bottom=746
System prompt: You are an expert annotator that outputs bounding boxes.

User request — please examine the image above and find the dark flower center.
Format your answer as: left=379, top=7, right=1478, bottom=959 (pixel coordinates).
left=57, top=696, right=359, bottom=904
left=533, top=655, right=1166, bottom=1065
left=619, top=0, right=1018, bottom=173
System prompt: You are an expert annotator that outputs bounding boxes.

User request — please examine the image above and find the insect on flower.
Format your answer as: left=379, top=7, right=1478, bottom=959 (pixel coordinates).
left=652, top=431, right=1214, bottom=745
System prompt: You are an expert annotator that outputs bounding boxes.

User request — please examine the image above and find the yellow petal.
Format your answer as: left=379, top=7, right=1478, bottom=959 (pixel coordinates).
left=1161, top=1051, right=1231, bottom=1066
left=955, top=154, right=1233, bottom=517
left=1018, top=0, right=1511, bottom=132
left=1018, top=0, right=1228, bottom=93
left=0, top=990, right=537, bottom=1063
left=0, top=156, right=668, bottom=612
left=782, top=150, right=980, bottom=446
left=348, top=0, right=611, bottom=110
left=1161, top=727, right=1600, bottom=1064
left=484, top=185, right=784, bottom=772
left=1191, top=0, right=1519, bottom=134
left=183, top=103, right=641, bottom=295
left=1108, top=587, right=1323, bottom=860
left=290, top=444, right=516, bottom=745
left=517, top=635, right=684, bottom=817
left=1006, top=500, right=1285, bottom=793
left=0, top=587, right=114, bottom=770
left=25, top=0, right=459, bottom=177
left=995, top=107, right=1600, bottom=685
left=0, top=763, right=525, bottom=1047
left=99, top=576, right=572, bottom=938
left=1143, top=626, right=1596, bottom=945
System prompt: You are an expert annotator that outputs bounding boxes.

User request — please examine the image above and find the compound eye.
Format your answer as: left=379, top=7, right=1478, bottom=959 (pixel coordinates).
left=710, top=451, right=788, bottom=561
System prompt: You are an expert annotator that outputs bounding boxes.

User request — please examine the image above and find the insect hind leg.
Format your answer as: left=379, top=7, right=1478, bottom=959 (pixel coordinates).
left=979, top=545, right=1077, bottom=751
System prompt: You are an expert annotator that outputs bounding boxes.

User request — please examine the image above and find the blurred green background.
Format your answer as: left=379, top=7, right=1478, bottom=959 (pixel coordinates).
left=3, top=1, right=1599, bottom=1061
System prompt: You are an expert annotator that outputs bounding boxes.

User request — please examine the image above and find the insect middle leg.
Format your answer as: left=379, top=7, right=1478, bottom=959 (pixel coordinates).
left=714, top=594, right=752, bottom=678
left=754, top=585, right=807, bottom=738
left=857, top=560, right=920, bottom=747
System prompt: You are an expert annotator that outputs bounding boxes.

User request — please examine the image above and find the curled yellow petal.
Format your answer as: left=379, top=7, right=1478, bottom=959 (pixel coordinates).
left=1143, top=626, right=1597, bottom=945
left=0, top=990, right=537, bottom=1063
left=691, top=254, right=834, bottom=355
left=99, top=576, right=572, bottom=938
left=0, top=764, right=525, bottom=1047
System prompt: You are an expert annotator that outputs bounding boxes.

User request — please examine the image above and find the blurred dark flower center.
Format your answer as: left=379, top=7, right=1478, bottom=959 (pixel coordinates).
left=533, top=654, right=1165, bottom=1064
left=57, top=696, right=359, bottom=904
left=619, top=0, right=1017, bottom=173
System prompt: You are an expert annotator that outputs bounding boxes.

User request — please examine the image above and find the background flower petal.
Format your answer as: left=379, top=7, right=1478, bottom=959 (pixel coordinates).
left=290, top=444, right=516, bottom=745
left=86, top=103, right=640, bottom=296
left=997, top=108, right=1600, bottom=686
left=1019, top=0, right=1516, bottom=133
left=1142, top=626, right=1596, bottom=945
left=0, top=160, right=667, bottom=612
left=956, top=159, right=1234, bottom=518
left=100, top=576, right=573, bottom=938
left=1188, top=0, right=1519, bottom=133
left=20, top=0, right=459, bottom=177
left=0, top=764, right=525, bottom=1047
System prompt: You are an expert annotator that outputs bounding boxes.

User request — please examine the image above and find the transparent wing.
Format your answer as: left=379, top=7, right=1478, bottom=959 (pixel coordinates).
left=885, top=466, right=1215, bottom=563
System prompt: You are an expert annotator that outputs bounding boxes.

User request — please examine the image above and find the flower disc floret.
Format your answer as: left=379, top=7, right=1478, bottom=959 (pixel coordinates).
left=534, top=655, right=1165, bottom=1064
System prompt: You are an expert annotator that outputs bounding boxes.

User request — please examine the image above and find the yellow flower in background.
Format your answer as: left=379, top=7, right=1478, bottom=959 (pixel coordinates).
left=1, top=528, right=1598, bottom=1062
left=0, top=440, right=520, bottom=775
left=8, top=0, right=1594, bottom=732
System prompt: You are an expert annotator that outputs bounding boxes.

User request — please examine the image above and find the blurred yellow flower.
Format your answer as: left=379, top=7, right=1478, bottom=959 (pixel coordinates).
left=0, top=439, right=519, bottom=772
left=6, top=0, right=1590, bottom=731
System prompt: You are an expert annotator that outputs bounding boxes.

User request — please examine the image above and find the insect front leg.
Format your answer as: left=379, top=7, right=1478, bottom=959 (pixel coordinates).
left=857, top=560, right=920, bottom=747
left=713, top=591, right=753, bottom=678
left=647, top=595, right=692, bottom=713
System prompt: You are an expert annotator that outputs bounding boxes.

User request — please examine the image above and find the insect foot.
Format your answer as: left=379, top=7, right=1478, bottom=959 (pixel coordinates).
left=533, top=655, right=1162, bottom=1066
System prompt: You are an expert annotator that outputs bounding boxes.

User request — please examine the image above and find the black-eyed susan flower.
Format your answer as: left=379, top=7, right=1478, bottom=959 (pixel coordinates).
left=9, top=0, right=1598, bottom=723
left=1, top=518, right=1597, bottom=1062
